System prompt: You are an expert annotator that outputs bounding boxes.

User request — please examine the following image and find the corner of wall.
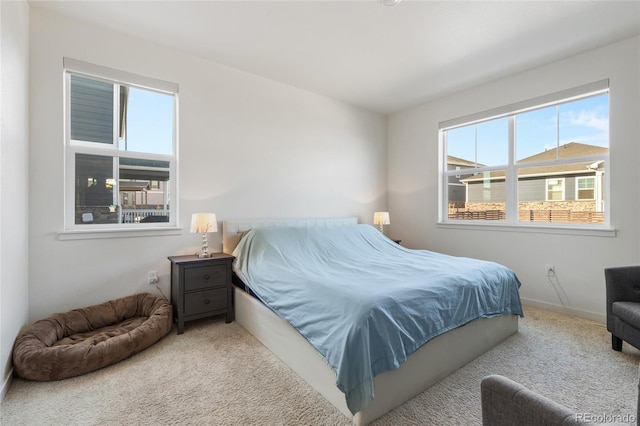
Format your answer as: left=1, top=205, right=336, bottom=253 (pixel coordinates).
left=0, top=0, right=30, bottom=403
left=0, top=369, right=13, bottom=402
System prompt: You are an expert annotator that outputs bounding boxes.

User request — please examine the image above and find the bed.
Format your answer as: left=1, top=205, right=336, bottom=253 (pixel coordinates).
left=223, top=217, right=522, bottom=425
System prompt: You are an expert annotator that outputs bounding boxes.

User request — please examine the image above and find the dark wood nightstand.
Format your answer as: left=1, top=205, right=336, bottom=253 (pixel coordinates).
left=168, top=253, right=234, bottom=334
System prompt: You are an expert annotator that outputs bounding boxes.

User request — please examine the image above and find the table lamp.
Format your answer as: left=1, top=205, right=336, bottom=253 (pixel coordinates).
left=190, top=213, right=218, bottom=258
left=373, top=211, right=390, bottom=234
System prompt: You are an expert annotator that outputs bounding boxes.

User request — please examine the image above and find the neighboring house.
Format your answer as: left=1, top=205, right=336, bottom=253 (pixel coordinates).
left=452, top=142, right=607, bottom=223
left=447, top=155, right=482, bottom=205
left=119, top=159, right=171, bottom=222
left=76, top=156, right=171, bottom=224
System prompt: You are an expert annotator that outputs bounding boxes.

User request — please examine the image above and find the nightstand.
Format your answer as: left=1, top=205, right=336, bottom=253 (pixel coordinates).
left=168, top=253, right=234, bottom=334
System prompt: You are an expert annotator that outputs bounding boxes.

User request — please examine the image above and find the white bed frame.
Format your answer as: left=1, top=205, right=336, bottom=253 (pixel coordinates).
left=223, top=217, right=518, bottom=425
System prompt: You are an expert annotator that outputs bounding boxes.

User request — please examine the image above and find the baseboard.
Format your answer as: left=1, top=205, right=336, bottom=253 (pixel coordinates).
left=1, top=368, right=13, bottom=402
left=521, top=298, right=605, bottom=324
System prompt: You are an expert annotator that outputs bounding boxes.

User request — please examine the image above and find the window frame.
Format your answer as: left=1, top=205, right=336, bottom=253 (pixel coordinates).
left=61, top=58, right=180, bottom=237
left=438, top=80, right=611, bottom=233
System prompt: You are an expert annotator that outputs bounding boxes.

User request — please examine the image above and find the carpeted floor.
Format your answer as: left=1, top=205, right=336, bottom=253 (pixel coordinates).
left=1, top=305, right=638, bottom=425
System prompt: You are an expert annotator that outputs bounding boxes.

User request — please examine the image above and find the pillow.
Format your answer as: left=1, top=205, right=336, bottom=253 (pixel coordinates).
left=236, top=229, right=251, bottom=242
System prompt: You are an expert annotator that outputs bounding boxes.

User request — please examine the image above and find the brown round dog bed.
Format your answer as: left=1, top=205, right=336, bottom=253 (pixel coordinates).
left=13, top=292, right=172, bottom=381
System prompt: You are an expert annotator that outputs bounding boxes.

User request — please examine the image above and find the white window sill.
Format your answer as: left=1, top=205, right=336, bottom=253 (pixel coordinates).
left=436, top=221, right=616, bottom=237
left=58, top=227, right=183, bottom=240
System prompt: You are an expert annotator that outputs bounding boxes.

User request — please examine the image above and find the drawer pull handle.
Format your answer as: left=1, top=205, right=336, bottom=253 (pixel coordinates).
left=203, top=275, right=210, bottom=280
left=204, top=299, right=210, bottom=304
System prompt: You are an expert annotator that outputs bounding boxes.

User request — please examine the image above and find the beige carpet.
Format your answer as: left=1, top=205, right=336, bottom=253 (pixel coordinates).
left=2, top=305, right=639, bottom=425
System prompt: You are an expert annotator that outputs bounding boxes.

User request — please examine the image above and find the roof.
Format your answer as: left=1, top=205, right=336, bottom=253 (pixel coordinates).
left=458, top=142, right=608, bottom=183
left=517, top=142, right=608, bottom=163
left=447, top=155, right=483, bottom=168
left=119, top=181, right=150, bottom=192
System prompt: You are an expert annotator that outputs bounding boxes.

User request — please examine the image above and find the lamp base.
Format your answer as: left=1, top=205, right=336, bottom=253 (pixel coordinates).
left=197, top=233, right=210, bottom=258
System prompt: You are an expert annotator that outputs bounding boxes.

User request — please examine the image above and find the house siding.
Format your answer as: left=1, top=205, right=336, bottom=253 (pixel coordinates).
left=465, top=174, right=595, bottom=203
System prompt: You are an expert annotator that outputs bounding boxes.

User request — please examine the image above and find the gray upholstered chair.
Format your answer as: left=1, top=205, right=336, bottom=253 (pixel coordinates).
left=481, top=375, right=581, bottom=425
left=480, top=375, right=630, bottom=425
left=605, top=266, right=640, bottom=352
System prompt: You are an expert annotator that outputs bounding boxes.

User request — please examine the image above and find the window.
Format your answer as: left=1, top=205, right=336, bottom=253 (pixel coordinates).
left=440, top=80, right=609, bottom=228
left=576, top=177, right=595, bottom=200
left=546, top=179, right=565, bottom=201
left=64, top=58, right=178, bottom=231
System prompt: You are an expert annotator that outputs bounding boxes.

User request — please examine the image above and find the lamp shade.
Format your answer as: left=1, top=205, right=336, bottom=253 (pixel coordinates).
left=373, top=211, right=390, bottom=226
left=190, top=213, right=218, bottom=234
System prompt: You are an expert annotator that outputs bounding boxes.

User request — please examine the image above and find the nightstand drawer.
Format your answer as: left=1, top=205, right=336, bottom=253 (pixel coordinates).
left=184, top=288, right=227, bottom=315
left=184, top=264, right=227, bottom=291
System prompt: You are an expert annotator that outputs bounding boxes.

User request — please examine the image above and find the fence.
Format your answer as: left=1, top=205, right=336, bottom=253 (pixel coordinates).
left=448, top=209, right=604, bottom=224
left=121, top=209, right=169, bottom=223
left=518, top=210, right=604, bottom=224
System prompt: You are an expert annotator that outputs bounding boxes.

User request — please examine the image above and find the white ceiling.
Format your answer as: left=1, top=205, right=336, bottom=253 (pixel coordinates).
left=30, top=0, right=640, bottom=114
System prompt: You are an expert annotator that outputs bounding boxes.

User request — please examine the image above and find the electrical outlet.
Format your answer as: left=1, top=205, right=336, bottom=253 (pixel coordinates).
left=544, top=264, right=555, bottom=277
left=147, top=271, right=159, bottom=285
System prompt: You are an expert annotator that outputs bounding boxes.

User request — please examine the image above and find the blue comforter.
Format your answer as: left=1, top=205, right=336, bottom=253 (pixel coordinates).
left=232, top=224, right=523, bottom=414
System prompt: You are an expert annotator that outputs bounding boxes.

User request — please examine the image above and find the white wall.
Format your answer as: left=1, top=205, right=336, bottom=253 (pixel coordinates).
left=28, top=7, right=387, bottom=322
left=0, top=0, right=30, bottom=400
left=388, top=37, right=640, bottom=321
